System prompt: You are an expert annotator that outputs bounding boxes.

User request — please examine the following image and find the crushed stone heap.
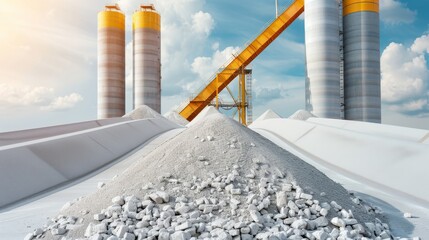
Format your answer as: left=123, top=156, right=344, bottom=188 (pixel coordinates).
left=288, top=110, right=316, bottom=121
left=253, top=109, right=282, bottom=123
left=30, top=109, right=404, bottom=240
left=164, top=111, right=189, bottom=126
left=124, top=105, right=165, bottom=120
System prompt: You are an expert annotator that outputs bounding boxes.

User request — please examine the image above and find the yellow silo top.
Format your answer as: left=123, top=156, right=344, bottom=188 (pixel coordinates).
left=98, top=5, right=125, bottom=30
left=133, top=5, right=161, bottom=31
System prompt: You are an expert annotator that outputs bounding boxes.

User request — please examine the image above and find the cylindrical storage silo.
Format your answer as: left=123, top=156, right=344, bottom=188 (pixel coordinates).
left=133, top=5, right=161, bottom=112
left=343, top=0, right=381, bottom=123
left=304, top=0, right=341, bottom=119
left=97, top=5, right=126, bottom=119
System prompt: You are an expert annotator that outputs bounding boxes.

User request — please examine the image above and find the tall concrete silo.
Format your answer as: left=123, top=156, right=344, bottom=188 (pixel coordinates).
left=97, top=5, right=126, bottom=119
left=304, top=0, right=341, bottom=119
left=133, top=5, right=161, bottom=113
left=343, top=0, right=381, bottom=123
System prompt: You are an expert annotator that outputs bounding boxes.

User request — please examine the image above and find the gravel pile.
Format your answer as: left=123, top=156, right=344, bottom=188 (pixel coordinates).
left=288, top=110, right=316, bottom=121
left=124, top=105, right=165, bottom=120
left=252, top=110, right=282, bottom=123
left=164, top=111, right=189, bottom=126
left=27, top=107, right=415, bottom=240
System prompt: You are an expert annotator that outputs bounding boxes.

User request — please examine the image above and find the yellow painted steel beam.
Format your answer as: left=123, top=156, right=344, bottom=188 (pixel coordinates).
left=179, top=0, right=304, bottom=121
left=239, top=71, right=247, bottom=126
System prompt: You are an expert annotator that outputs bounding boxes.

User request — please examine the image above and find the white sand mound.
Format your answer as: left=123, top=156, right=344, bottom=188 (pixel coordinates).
left=124, top=105, right=164, bottom=120
left=164, top=111, right=189, bottom=126
left=289, top=110, right=316, bottom=121
left=253, top=109, right=282, bottom=122
left=33, top=110, right=403, bottom=239
left=186, top=106, right=220, bottom=127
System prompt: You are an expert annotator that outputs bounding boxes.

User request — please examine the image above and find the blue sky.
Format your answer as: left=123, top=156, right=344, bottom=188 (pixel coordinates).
left=0, top=0, right=428, bottom=132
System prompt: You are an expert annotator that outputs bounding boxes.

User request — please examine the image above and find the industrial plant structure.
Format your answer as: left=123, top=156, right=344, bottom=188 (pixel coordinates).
left=96, top=0, right=381, bottom=124
left=178, top=0, right=381, bottom=124
left=305, top=0, right=381, bottom=123
left=97, top=5, right=126, bottom=119
left=97, top=4, right=161, bottom=118
left=343, top=0, right=381, bottom=123
left=304, top=0, right=342, bottom=119
left=133, top=5, right=161, bottom=113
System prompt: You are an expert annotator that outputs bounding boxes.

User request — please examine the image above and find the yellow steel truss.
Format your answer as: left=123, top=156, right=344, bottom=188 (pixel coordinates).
left=179, top=0, right=304, bottom=121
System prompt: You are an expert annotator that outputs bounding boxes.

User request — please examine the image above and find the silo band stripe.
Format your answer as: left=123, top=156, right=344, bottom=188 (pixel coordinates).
left=343, top=3, right=379, bottom=15
left=343, top=0, right=378, bottom=7
left=98, top=12, right=125, bottom=30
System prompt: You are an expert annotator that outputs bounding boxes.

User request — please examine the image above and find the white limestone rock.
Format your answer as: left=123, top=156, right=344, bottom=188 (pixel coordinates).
left=33, top=228, right=44, bottom=236
left=331, top=217, right=346, bottom=228
left=312, top=230, right=329, bottom=240
left=291, top=219, right=307, bottom=229
left=149, top=193, right=163, bottom=204
left=171, top=231, right=191, bottom=240
left=276, top=191, right=288, bottom=210
left=51, top=227, right=67, bottom=236
left=176, top=221, right=193, bottom=231
left=157, top=191, right=170, bottom=203
left=115, top=225, right=128, bottom=238
left=112, top=196, right=125, bottom=206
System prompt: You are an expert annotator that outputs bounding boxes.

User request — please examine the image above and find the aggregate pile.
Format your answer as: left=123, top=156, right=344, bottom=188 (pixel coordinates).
left=124, top=105, right=165, bottom=120
left=27, top=107, right=407, bottom=240
left=288, top=110, right=316, bottom=121
left=164, top=111, right=189, bottom=126
left=253, top=109, right=282, bottom=123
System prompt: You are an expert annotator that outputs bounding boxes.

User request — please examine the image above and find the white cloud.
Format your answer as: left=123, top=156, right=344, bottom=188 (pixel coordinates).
left=380, top=0, right=416, bottom=24
left=0, top=83, right=82, bottom=112
left=189, top=46, right=241, bottom=94
left=381, top=34, right=429, bottom=116
left=255, top=87, right=286, bottom=103
left=192, top=46, right=241, bottom=80
left=0, top=84, right=54, bottom=107
left=41, top=93, right=83, bottom=111
left=192, top=11, right=214, bottom=36
left=411, top=35, right=429, bottom=54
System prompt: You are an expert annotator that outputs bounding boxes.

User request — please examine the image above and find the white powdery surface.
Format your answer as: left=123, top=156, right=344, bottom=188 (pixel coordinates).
left=253, top=109, right=282, bottom=123
left=124, top=105, right=164, bottom=120
left=35, top=111, right=405, bottom=240
left=289, top=110, right=316, bottom=121
left=186, top=106, right=220, bottom=127
left=164, top=111, right=189, bottom=126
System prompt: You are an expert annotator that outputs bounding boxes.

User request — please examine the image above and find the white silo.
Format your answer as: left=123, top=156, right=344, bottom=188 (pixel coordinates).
left=97, top=5, right=126, bottom=119
left=133, top=5, right=161, bottom=113
left=343, top=0, right=381, bottom=123
left=304, top=0, right=341, bottom=119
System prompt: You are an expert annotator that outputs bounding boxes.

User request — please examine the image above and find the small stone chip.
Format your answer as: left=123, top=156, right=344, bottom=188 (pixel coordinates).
left=93, top=213, right=105, bottom=221
left=97, top=182, right=105, bottom=189
left=112, top=196, right=125, bottom=205
left=51, top=227, right=66, bottom=236
left=157, top=191, right=170, bottom=203
left=331, top=217, right=346, bottom=227
left=149, top=193, right=163, bottom=204
left=231, top=188, right=242, bottom=195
